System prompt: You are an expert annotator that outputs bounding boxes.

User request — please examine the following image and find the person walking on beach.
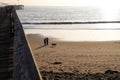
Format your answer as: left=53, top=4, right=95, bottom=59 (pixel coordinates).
left=44, top=37, right=49, bottom=45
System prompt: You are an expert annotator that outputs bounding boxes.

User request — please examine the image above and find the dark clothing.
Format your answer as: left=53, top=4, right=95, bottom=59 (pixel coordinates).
left=44, top=38, right=49, bottom=45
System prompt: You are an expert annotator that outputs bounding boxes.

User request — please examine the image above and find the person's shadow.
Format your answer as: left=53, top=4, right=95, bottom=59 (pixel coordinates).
left=34, top=44, right=47, bottom=50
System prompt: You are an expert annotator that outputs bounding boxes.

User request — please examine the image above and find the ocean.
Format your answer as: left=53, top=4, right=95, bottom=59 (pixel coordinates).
left=16, top=6, right=120, bottom=41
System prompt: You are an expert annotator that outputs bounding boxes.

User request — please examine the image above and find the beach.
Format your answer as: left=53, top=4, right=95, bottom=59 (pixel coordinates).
left=27, top=34, right=120, bottom=74
left=17, top=6, right=120, bottom=80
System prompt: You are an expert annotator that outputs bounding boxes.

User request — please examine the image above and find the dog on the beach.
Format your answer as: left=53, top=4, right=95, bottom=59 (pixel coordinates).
left=51, top=43, right=56, bottom=48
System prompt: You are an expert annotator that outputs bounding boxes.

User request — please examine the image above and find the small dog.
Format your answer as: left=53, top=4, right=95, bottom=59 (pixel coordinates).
left=51, top=43, right=56, bottom=48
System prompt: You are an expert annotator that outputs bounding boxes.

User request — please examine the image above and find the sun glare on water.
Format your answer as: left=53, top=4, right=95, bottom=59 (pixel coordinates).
left=100, top=5, right=120, bottom=21
left=101, top=9, right=118, bottom=21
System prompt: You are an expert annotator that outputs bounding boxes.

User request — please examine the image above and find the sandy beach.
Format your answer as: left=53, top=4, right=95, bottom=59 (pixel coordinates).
left=27, top=34, right=120, bottom=73
left=27, top=34, right=120, bottom=74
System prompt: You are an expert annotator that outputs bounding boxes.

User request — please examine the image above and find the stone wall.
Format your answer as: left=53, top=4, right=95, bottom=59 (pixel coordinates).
left=13, top=8, right=42, bottom=80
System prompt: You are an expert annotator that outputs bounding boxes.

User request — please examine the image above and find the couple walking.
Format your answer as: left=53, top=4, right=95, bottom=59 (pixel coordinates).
left=44, top=37, right=49, bottom=45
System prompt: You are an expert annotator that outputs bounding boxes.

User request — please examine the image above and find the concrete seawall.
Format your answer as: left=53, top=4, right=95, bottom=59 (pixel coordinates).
left=0, top=6, right=14, bottom=80
left=12, top=7, right=42, bottom=80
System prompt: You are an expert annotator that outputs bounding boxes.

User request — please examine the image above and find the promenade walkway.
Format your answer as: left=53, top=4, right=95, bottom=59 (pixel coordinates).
left=0, top=7, right=14, bottom=80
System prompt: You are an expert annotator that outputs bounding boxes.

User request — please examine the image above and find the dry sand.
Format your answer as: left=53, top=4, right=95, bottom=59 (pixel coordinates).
left=27, top=34, right=120, bottom=74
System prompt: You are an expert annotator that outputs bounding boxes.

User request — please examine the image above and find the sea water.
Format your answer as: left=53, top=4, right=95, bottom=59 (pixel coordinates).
left=17, top=6, right=120, bottom=41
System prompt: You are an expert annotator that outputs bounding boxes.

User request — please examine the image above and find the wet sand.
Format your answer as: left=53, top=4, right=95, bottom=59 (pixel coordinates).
left=27, top=34, right=120, bottom=79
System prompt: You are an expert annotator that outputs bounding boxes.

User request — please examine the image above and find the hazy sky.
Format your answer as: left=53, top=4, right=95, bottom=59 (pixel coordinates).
left=4, top=0, right=120, bottom=7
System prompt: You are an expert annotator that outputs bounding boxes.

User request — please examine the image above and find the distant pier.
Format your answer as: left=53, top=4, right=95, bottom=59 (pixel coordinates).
left=13, top=5, right=24, bottom=10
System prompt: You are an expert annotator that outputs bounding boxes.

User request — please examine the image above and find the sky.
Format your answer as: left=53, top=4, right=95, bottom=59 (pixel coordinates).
left=2, top=0, right=120, bottom=7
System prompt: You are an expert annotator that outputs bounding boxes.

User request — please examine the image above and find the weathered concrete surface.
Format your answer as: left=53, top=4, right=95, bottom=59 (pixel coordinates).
left=0, top=6, right=42, bottom=80
left=13, top=7, right=42, bottom=80
left=0, top=6, right=13, bottom=80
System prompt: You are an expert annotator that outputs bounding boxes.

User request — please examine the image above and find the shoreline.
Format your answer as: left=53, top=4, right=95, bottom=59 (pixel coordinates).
left=24, top=29, right=120, bottom=41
